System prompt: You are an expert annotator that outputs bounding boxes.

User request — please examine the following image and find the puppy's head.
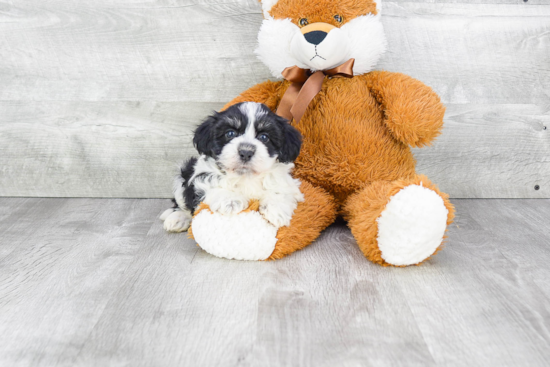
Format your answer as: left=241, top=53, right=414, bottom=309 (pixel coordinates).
left=193, top=102, right=302, bottom=174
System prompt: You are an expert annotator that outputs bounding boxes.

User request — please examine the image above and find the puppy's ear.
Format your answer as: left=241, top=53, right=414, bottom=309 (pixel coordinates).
left=277, top=118, right=302, bottom=163
left=193, top=113, right=219, bottom=157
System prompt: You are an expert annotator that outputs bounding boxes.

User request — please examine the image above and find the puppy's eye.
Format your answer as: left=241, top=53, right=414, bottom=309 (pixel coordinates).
left=225, top=130, right=236, bottom=139
left=257, top=133, right=269, bottom=143
left=334, top=14, right=343, bottom=23
left=299, top=18, right=309, bottom=27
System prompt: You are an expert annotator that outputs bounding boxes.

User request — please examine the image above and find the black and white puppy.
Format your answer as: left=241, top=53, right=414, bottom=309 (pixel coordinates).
left=160, top=102, right=304, bottom=232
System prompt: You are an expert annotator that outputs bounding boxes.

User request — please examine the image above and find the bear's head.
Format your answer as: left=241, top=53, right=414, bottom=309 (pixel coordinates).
left=256, top=0, right=386, bottom=78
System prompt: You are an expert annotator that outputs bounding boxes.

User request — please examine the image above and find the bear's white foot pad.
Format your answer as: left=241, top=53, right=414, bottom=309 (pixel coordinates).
left=163, top=210, right=192, bottom=233
left=377, top=184, right=448, bottom=266
left=192, top=210, right=278, bottom=261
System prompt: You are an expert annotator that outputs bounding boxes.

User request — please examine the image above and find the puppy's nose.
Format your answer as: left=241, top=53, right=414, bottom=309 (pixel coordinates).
left=238, top=143, right=256, bottom=162
left=304, top=31, right=327, bottom=45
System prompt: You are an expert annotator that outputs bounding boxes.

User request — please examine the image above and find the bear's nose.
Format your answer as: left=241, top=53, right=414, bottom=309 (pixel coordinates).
left=304, top=31, right=327, bottom=45
left=238, top=143, right=256, bottom=162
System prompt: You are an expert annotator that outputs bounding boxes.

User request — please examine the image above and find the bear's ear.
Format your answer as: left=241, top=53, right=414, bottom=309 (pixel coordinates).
left=259, top=0, right=279, bottom=18
left=193, top=113, right=220, bottom=157
left=277, top=117, right=302, bottom=163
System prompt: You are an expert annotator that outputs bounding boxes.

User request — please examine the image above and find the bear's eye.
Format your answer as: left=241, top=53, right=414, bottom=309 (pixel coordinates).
left=257, top=133, right=269, bottom=143
left=299, top=18, right=309, bottom=27
left=334, top=14, right=344, bottom=23
left=225, top=130, right=237, bottom=139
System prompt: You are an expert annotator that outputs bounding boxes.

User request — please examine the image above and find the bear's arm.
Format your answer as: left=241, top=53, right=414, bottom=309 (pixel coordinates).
left=364, top=71, right=446, bottom=147
left=222, top=80, right=286, bottom=112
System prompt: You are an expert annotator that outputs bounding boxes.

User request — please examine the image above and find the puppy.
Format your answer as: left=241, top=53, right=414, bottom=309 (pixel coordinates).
left=160, top=102, right=304, bottom=233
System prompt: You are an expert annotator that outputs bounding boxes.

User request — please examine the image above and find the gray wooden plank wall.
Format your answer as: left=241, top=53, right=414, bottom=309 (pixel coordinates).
left=0, top=0, right=548, bottom=198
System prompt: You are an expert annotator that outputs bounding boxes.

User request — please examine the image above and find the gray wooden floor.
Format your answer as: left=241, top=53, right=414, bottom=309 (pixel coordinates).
left=0, top=198, right=549, bottom=367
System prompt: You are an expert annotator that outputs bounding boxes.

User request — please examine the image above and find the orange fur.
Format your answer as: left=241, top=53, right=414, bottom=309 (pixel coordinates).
left=342, top=175, right=455, bottom=266
left=224, top=72, right=445, bottom=209
left=269, top=181, right=337, bottom=260
left=268, top=0, right=377, bottom=26
left=365, top=71, right=446, bottom=147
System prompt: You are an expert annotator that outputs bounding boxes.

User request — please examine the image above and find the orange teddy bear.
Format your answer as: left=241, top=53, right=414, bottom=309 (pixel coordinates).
left=189, top=0, right=455, bottom=266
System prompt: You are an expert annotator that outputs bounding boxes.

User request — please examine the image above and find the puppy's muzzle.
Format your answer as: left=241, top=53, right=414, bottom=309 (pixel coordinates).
left=238, top=143, right=256, bottom=163
left=301, top=22, right=336, bottom=46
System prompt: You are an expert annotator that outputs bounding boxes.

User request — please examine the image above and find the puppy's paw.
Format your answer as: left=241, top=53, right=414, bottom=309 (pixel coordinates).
left=163, top=210, right=192, bottom=232
left=210, top=197, right=247, bottom=215
left=160, top=208, right=176, bottom=221
left=260, top=203, right=293, bottom=228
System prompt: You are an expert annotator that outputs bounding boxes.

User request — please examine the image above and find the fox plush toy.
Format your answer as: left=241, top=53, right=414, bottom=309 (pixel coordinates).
left=187, top=0, right=455, bottom=266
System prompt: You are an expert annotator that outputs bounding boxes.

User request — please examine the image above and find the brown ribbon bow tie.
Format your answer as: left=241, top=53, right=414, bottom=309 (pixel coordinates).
left=276, top=58, right=355, bottom=123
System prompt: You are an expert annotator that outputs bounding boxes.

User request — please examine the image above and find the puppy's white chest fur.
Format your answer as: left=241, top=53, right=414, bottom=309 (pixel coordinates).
left=219, top=170, right=271, bottom=199
left=192, top=156, right=304, bottom=228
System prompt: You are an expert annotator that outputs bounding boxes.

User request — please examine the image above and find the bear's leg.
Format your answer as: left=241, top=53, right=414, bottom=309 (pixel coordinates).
left=269, top=181, right=338, bottom=260
left=343, top=175, right=455, bottom=266
left=190, top=180, right=337, bottom=261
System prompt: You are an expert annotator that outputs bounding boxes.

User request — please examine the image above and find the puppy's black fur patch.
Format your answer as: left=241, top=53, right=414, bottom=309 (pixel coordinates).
left=181, top=157, right=201, bottom=213
left=170, top=157, right=202, bottom=214
left=274, top=117, right=302, bottom=163
left=192, top=103, right=302, bottom=161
